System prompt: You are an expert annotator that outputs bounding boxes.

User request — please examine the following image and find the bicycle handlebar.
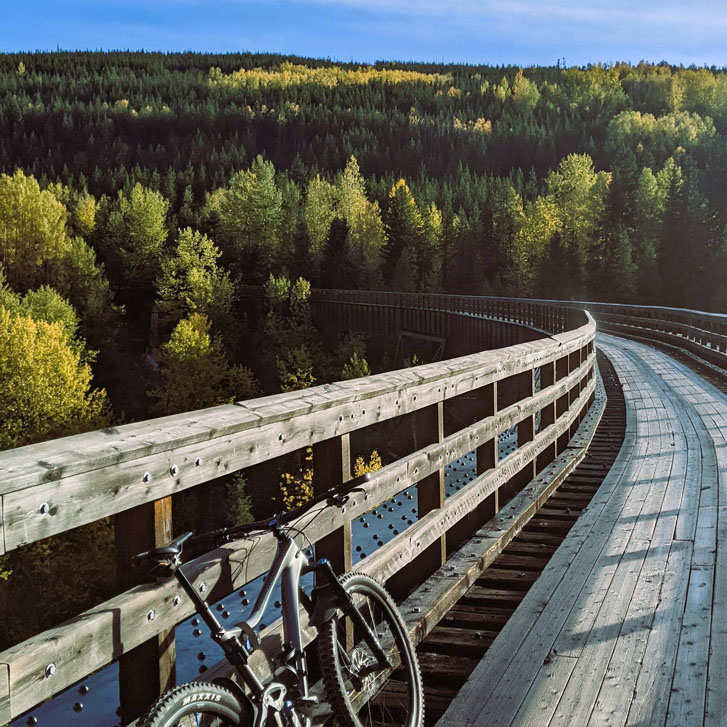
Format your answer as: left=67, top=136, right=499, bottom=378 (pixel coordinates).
left=187, top=472, right=372, bottom=549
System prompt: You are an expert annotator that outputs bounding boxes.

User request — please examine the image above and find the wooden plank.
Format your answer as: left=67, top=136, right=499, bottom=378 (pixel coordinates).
left=2, top=354, right=596, bottom=551
left=0, top=663, right=9, bottom=726
left=542, top=407, right=667, bottom=727
left=587, top=395, right=684, bottom=727
left=358, top=379, right=597, bottom=585
left=510, top=655, right=578, bottom=727
left=115, top=496, right=176, bottom=724
left=703, top=401, right=727, bottom=726
left=0, top=370, right=600, bottom=723
left=199, top=382, right=605, bottom=712
left=312, top=433, right=352, bottom=578
left=666, top=565, right=714, bottom=727
left=0, top=533, right=272, bottom=718
left=0, top=319, right=594, bottom=498
left=625, top=540, right=693, bottom=726
left=439, top=340, right=647, bottom=726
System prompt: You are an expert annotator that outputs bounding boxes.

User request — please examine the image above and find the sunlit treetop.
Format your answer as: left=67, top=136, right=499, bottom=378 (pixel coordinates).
left=208, top=61, right=451, bottom=90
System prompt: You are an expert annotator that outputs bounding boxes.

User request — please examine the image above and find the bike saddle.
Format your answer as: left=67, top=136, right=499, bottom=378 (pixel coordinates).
left=135, top=531, right=193, bottom=563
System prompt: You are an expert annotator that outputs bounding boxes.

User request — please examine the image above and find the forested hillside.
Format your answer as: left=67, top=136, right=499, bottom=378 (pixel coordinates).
left=2, top=54, right=727, bottom=310
left=2, top=52, right=727, bottom=644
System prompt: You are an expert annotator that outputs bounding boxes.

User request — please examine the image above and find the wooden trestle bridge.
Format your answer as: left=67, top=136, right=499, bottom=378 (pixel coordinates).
left=1, top=291, right=727, bottom=726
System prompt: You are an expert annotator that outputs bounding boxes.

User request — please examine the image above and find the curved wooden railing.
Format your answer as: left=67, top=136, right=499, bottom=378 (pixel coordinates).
left=0, top=296, right=596, bottom=726
left=318, top=290, right=727, bottom=372
left=578, top=302, right=727, bottom=372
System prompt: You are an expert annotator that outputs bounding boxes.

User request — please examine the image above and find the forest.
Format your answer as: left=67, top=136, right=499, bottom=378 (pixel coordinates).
left=2, top=51, right=727, bottom=646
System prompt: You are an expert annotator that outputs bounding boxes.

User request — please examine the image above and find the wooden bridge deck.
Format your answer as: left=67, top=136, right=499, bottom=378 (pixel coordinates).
left=439, top=333, right=727, bottom=727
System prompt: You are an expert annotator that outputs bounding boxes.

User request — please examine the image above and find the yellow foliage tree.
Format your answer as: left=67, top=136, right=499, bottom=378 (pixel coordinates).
left=353, top=450, right=383, bottom=477
left=0, top=306, right=108, bottom=450
left=0, top=170, right=71, bottom=290
left=280, top=447, right=314, bottom=511
left=153, top=313, right=261, bottom=415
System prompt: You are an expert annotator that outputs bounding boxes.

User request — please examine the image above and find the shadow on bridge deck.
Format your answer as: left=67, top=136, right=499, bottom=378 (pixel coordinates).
left=439, top=332, right=727, bottom=727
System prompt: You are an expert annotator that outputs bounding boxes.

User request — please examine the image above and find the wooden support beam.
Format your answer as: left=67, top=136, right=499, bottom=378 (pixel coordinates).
left=504, top=370, right=536, bottom=504
left=388, top=403, right=445, bottom=599
left=115, top=496, right=175, bottom=725
left=476, top=382, right=498, bottom=528
left=312, top=435, right=352, bottom=579
left=447, top=383, right=497, bottom=549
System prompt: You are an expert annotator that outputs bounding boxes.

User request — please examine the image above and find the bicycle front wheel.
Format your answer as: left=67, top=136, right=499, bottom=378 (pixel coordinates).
left=139, top=682, right=246, bottom=727
left=318, top=572, right=424, bottom=727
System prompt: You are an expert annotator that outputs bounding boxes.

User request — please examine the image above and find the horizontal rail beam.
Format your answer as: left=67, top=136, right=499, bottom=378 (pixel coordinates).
left=1, top=323, right=594, bottom=553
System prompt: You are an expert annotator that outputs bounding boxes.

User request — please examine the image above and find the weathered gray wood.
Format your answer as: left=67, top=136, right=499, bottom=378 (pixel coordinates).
left=396, top=402, right=445, bottom=594
left=313, top=434, right=352, bottom=578
left=0, top=374, right=596, bottom=723
left=360, top=379, right=596, bottom=586
left=0, top=320, right=593, bottom=500
left=0, top=299, right=597, bottom=721
left=666, top=565, right=714, bottom=727
left=2, top=351, right=595, bottom=551
left=439, top=333, right=727, bottom=727
left=436, top=339, right=645, bottom=724
left=198, top=379, right=606, bottom=702
left=548, top=395, right=674, bottom=726
left=116, top=496, right=176, bottom=724
left=510, top=655, right=578, bottom=727
left=0, top=663, right=9, bottom=726
left=703, top=402, right=727, bottom=726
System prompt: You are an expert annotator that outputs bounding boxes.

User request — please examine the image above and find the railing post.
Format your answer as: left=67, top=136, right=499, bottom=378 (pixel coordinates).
left=537, top=362, right=557, bottom=472
left=415, top=401, right=445, bottom=565
left=115, top=496, right=175, bottom=724
left=502, top=370, right=536, bottom=503
left=475, top=382, right=498, bottom=525
left=312, top=434, right=352, bottom=578
left=388, top=402, right=445, bottom=599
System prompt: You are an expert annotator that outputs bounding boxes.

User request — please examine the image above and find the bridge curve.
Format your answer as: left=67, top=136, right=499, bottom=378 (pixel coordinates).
left=441, top=331, right=727, bottom=727
left=0, top=295, right=596, bottom=726
left=1, top=293, right=726, bottom=726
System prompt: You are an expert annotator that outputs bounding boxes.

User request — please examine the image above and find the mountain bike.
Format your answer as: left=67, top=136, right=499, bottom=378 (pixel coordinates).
left=134, top=474, right=424, bottom=727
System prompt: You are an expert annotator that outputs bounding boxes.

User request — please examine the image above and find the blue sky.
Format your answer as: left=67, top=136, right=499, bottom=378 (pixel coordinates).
left=2, top=1, right=726, bottom=67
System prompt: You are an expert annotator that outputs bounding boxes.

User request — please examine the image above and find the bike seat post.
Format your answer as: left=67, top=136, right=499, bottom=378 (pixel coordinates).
left=174, top=565, right=226, bottom=637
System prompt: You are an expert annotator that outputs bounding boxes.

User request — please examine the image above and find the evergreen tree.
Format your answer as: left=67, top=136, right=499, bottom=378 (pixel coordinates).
left=384, top=179, right=425, bottom=288
left=216, top=155, right=283, bottom=281
left=156, top=227, right=235, bottom=331
left=546, top=154, right=610, bottom=296
left=102, top=182, right=169, bottom=289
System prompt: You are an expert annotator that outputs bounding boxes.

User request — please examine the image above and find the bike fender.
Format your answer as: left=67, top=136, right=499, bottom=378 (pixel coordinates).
left=213, top=677, right=257, bottom=723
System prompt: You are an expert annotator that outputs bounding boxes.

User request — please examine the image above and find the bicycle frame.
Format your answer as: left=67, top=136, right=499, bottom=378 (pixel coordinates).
left=174, top=529, right=313, bottom=724
left=172, top=522, right=395, bottom=726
